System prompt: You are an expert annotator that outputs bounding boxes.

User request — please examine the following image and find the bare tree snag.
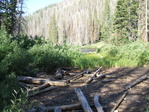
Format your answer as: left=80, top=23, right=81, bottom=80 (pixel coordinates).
left=125, top=74, right=148, bottom=91
left=86, top=67, right=102, bottom=84
left=28, top=86, right=57, bottom=97
left=54, top=107, right=61, bottom=112
left=29, top=83, right=50, bottom=92
left=65, top=70, right=88, bottom=83
left=75, top=88, right=93, bottom=112
left=17, top=76, right=68, bottom=86
left=55, top=68, right=63, bottom=79
left=94, top=94, right=104, bottom=112
left=111, top=91, right=127, bottom=112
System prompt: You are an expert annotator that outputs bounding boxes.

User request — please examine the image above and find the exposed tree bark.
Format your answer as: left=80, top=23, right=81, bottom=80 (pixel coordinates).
left=86, top=67, right=102, bottom=84
left=28, top=86, right=57, bottom=97
left=29, top=83, right=50, bottom=92
left=17, top=76, right=68, bottom=86
left=125, top=74, right=148, bottom=91
left=75, top=88, right=93, bottom=112
left=101, top=79, right=115, bottom=83
left=111, top=91, right=127, bottom=112
left=65, top=70, right=89, bottom=83
left=94, top=94, right=104, bottom=112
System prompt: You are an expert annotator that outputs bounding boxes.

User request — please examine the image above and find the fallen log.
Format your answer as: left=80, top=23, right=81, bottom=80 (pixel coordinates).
left=101, top=79, right=115, bottom=83
left=28, top=103, right=96, bottom=112
left=17, top=76, right=68, bottom=86
left=125, top=74, right=148, bottom=91
left=54, top=107, right=61, bottom=112
left=28, top=86, right=57, bottom=97
left=29, top=83, right=50, bottom=92
left=105, top=75, right=118, bottom=78
left=94, top=94, right=104, bottom=112
left=18, top=82, right=32, bottom=90
left=55, top=68, right=63, bottom=79
left=65, top=70, right=89, bottom=83
left=75, top=88, right=93, bottom=112
left=111, top=91, right=127, bottom=112
left=86, top=67, right=102, bottom=84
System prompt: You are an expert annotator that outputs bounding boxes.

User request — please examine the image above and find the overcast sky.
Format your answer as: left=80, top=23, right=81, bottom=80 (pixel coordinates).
left=24, top=0, right=63, bottom=15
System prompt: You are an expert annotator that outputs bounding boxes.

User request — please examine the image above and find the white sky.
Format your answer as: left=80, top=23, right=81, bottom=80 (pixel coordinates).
left=24, top=0, right=63, bottom=15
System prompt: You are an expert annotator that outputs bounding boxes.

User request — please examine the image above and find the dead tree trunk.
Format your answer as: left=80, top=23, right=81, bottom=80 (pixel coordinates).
left=55, top=68, right=63, bottom=79
left=94, top=94, right=104, bottom=112
left=17, top=76, right=68, bottom=86
left=75, top=88, right=93, bottom=112
left=28, top=86, right=57, bottom=97
left=125, top=74, right=148, bottom=90
left=86, top=67, right=102, bottom=84
left=111, top=91, right=127, bottom=112
left=66, top=70, right=88, bottom=83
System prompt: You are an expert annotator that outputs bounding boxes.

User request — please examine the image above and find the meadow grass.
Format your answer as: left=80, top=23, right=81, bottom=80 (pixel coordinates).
left=75, top=41, right=149, bottom=69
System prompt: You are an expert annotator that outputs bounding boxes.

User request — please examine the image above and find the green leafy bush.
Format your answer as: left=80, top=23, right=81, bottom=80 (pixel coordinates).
left=29, top=44, right=81, bottom=71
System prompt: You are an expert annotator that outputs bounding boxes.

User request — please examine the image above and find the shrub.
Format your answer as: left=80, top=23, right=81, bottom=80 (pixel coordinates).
left=29, top=44, right=81, bottom=71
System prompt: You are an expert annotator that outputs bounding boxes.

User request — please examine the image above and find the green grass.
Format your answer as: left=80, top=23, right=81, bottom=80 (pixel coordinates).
left=75, top=41, right=149, bottom=69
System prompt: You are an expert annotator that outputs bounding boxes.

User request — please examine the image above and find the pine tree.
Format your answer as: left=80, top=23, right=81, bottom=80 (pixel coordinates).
left=113, top=0, right=139, bottom=41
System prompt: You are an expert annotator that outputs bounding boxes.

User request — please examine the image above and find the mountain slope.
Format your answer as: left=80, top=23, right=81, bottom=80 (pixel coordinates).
left=25, top=0, right=118, bottom=45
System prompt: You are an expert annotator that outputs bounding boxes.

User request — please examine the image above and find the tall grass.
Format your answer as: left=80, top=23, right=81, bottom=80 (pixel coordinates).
left=75, top=41, right=149, bottom=69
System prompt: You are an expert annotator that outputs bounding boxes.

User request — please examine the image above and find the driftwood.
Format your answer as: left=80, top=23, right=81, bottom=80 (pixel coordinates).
left=28, top=86, right=57, bottom=97
left=125, top=74, right=148, bottom=91
left=18, top=76, right=68, bottom=86
left=105, top=75, right=118, bottom=78
left=86, top=67, right=102, bottom=84
left=55, top=68, right=63, bottom=79
left=28, top=103, right=96, bottom=112
left=29, top=83, right=50, bottom=92
left=101, top=79, right=115, bottom=83
left=94, top=94, right=104, bottom=112
left=111, top=91, right=127, bottom=112
left=75, top=88, right=93, bottom=112
left=65, top=70, right=89, bottom=83
left=54, top=107, right=61, bottom=112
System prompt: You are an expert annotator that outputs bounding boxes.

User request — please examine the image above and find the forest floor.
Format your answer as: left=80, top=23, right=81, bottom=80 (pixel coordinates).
left=29, top=67, right=149, bottom=112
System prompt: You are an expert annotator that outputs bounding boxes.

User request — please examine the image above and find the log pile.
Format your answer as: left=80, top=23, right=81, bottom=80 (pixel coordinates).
left=17, top=67, right=149, bottom=112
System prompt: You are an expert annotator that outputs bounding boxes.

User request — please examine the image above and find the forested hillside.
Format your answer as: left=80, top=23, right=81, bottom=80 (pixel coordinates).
left=24, top=0, right=117, bottom=45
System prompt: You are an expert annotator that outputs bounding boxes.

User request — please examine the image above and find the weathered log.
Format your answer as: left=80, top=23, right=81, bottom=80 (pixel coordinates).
left=29, top=83, right=50, bottom=92
left=105, top=75, right=118, bottom=78
left=86, top=67, right=102, bottom=84
left=54, top=107, right=61, bottom=112
left=55, top=68, right=63, bottom=79
left=28, top=86, right=57, bottom=97
left=101, top=79, right=115, bottom=83
left=75, top=88, right=93, bottom=112
left=94, top=94, right=104, bottom=112
left=17, top=76, right=68, bottom=86
left=65, top=70, right=88, bottom=83
left=111, top=91, right=127, bottom=112
left=125, top=74, right=148, bottom=91
left=28, top=103, right=96, bottom=112
left=18, top=82, right=32, bottom=90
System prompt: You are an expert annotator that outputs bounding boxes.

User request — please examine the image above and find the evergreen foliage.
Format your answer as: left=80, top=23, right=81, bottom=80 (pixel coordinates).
left=113, top=0, right=139, bottom=41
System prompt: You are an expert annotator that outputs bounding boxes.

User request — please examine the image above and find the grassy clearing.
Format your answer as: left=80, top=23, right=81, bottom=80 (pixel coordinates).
left=75, top=41, right=149, bottom=69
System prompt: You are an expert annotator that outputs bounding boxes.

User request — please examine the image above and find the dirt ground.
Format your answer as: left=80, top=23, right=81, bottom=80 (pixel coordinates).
left=30, top=67, right=149, bottom=112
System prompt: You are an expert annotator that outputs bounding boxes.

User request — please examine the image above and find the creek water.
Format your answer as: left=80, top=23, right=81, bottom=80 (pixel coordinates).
left=81, top=48, right=97, bottom=54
